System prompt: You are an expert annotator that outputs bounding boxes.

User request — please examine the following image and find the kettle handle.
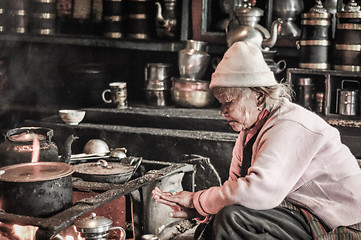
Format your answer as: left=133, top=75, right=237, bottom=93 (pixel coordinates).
left=341, top=79, right=360, bottom=90
left=109, top=226, right=126, bottom=240
left=225, top=17, right=240, bottom=34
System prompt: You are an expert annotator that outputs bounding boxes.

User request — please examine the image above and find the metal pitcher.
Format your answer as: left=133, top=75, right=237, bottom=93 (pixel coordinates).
left=144, top=63, right=173, bottom=106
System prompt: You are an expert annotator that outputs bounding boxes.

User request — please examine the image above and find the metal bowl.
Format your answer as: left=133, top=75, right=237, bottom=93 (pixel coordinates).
left=171, top=78, right=214, bottom=108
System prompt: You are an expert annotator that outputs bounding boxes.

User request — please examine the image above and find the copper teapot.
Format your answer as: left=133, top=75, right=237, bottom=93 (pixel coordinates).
left=226, top=3, right=283, bottom=50
left=0, top=127, right=78, bottom=167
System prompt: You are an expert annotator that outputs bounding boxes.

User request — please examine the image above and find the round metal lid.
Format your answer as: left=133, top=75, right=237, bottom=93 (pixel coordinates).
left=0, top=162, right=74, bottom=182
left=302, top=0, right=331, bottom=19
left=235, top=5, right=264, bottom=17
left=8, top=132, right=47, bottom=142
left=75, top=213, right=113, bottom=230
left=74, top=160, right=133, bottom=176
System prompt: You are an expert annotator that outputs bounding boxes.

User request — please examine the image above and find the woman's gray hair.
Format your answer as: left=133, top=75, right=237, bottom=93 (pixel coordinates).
left=213, top=83, right=293, bottom=110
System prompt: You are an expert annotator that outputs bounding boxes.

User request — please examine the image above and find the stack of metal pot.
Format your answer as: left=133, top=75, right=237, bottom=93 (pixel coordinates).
left=171, top=40, right=214, bottom=108
left=298, top=0, right=332, bottom=70
left=144, top=63, right=173, bottom=106
left=333, top=0, right=361, bottom=72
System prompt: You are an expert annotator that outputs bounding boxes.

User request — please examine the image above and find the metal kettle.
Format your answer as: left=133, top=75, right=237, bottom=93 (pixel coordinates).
left=75, top=213, right=126, bottom=240
left=226, top=2, right=283, bottom=50
left=0, top=127, right=78, bottom=167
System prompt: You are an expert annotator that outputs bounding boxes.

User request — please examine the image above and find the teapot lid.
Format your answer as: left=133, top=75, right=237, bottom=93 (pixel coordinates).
left=302, top=0, right=331, bottom=19
left=336, top=0, right=361, bottom=19
left=235, top=3, right=264, bottom=18
left=75, top=213, right=113, bottom=232
left=6, top=127, right=53, bottom=143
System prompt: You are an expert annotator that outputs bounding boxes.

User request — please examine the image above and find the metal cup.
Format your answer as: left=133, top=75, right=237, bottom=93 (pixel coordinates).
left=102, top=82, right=128, bottom=109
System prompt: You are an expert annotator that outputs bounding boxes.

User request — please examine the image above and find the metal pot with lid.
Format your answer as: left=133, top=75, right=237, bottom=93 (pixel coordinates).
left=0, top=162, right=74, bottom=217
left=74, top=157, right=142, bottom=184
left=75, top=212, right=126, bottom=240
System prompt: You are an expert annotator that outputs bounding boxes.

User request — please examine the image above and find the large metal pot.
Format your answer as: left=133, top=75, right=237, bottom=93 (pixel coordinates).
left=74, top=157, right=142, bottom=184
left=171, top=78, right=214, bottom=108
left=0, top=127, right=78, bottom=168
left=0, top=162, right=74, bottom=217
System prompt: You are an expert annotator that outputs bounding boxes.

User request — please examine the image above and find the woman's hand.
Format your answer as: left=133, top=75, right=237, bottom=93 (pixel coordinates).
left=152, top=187, right=201, bottom=219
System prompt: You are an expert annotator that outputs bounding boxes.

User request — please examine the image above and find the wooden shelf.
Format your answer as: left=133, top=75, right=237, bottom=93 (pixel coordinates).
left=0, top=33, right=187, bottom=52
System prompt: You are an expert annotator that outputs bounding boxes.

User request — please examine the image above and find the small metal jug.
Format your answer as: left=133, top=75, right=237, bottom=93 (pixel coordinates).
left=75, top=212, right=126, bottom=240
left=337, top=80, right=360, bottom=116
left=144, top=63, right=173, bottom=106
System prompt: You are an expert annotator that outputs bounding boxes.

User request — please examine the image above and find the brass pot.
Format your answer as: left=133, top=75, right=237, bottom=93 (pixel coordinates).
left=171, top=78, right=214, bottom=108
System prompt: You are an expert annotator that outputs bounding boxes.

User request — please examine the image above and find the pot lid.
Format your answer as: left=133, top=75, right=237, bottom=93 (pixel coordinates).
left=6, top=127, right=53, bottom=142
left=302, top=0, right=331, bottom=19
left=336, top=0, right=361, bottom=19
left=8, top=132, right=47, bottom=142
left=74, top=160, right=133, bottom=176
left=235, top=4, right=264, bottom=18
left=0, top=162, right=74, bottom=182
left=75, top=213, right=113, bottom=230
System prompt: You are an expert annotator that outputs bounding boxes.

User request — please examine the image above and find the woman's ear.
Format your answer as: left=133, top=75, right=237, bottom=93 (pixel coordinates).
left=256, top=93, right=265, bottom=105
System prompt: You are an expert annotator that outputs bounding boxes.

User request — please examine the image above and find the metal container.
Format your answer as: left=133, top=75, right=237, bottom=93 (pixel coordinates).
left=178, top=40, right=210, bottom=80
left=65, top=63, right=112, bottom=107
left=0, top=127, right=77, bottom=168
left=9, top=0, right=29, bottom=33
left=294, top=77, right=314, bottom=110
left=75, top=212, right=126, bottom=240
left=333, top=1, right=361, bottom=71
left=126, top=0, right=155, bottom=39
left=29, top=0, right=57, bottom=35
left=337, top=80, right=360, bottom=116
left=102, top=0, right=125, bottom=38
left=299, top=0, right=331, bottom=70
left=0, top=1, right=8, bottom=33
left=0, top=162, right=74, bottom=217
left=171, top=78, right=214, bottom=108
left=145, top=63, right=173, bottom=106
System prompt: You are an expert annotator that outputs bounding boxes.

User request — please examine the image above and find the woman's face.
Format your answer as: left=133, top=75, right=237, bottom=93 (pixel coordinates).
left=215, top=88, right=261, bottom=132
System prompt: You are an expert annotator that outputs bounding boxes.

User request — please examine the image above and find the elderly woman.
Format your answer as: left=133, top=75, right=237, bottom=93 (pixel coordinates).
left=152, top=41, right=361, bottom=240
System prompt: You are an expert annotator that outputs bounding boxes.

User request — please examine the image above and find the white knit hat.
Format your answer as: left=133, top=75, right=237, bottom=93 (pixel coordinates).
left=209, top=41, right=277, bottom=89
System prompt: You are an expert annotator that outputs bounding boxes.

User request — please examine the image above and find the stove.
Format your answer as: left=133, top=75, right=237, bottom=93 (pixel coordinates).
left=0, top=159, right=195, bottom=240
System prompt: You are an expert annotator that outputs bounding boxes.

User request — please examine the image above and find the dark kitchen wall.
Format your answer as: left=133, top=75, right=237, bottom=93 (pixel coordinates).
left=0, top=42, right=180, bottom=105
left=0, top=41, right=188, bottom=130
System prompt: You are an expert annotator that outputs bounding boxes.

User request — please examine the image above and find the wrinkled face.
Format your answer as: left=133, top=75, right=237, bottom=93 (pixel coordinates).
left=215, top=88, right=261, bottom=132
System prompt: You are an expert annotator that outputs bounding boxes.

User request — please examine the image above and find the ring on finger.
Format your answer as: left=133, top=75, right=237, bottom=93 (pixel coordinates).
left=170, top=190, right=176, bottom=195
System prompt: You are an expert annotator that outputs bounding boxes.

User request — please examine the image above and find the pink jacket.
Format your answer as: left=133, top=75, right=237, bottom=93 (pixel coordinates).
left=193, top=98, right=361, bottom=230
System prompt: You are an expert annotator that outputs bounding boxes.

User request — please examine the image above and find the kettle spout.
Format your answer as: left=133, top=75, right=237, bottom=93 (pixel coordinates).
left=60, top=134, right=79, bottom=164
left=262, top=18, right=283, bottom=49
